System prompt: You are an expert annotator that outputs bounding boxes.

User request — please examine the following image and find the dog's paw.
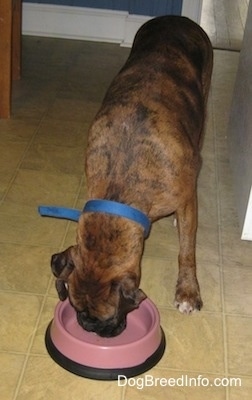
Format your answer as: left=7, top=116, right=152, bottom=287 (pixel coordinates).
left=174, top=299, right=202, bottom=314
left=174, top=285, right=203, bottom=314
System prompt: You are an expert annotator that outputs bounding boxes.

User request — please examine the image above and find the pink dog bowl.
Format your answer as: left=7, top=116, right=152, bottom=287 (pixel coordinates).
left=45, top=298, right=165, bottom=380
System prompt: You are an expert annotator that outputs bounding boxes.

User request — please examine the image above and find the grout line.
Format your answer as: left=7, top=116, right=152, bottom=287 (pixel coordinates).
left=12, top=291, right=52, bottom=400
left=1, top=288, right=250, bottom=319
left=120, top=385, right=127, bottom=400
left=145, top=365, right=251, bottom=379
left=0, top=115, right=47, bottom=208
left=212, top=47, right=241, bottom=53
left=211, top=82, right=230, bottom=400
left=0, top=289, right=56, bottom=298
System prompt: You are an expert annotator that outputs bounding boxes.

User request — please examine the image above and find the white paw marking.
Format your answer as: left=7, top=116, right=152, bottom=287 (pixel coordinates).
left=174, top=300, right=198, bottom=315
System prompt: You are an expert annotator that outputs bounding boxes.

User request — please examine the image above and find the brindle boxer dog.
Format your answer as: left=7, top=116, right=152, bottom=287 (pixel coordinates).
left=51, top=16, right=213, bottom=337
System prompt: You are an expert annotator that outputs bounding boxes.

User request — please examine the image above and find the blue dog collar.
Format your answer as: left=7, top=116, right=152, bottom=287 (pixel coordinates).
left=38, top=206, right=81, bottom=222
left=83, top=200, right=150, bottom=237
left=38, top=200, right=151, bottom=238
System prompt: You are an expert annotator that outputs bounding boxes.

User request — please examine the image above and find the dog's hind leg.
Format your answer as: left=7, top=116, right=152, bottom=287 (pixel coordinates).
left=174, top=193, right=203, bottom=314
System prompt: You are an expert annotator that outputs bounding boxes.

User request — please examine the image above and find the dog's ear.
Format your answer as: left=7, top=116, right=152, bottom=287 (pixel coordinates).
left=55, top=278, right=68, bottom=301
left=119, top=277, right=146, bottom=313
left=51, top=247, right=75, bottom=279
left=51, top=247, right=76, bottom=301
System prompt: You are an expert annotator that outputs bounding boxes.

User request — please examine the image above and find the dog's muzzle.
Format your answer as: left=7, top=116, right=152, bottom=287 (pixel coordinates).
left=77, top=310, right=127, bottom=338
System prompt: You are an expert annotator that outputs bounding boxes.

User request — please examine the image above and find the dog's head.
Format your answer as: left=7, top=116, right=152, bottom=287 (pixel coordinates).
left=51, top=212, right=146, bottom=337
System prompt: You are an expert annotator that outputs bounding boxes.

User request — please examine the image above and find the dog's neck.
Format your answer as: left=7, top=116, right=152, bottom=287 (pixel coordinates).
left=83, top=199, right=150, bottom=238
left=38, top=199, right=151, bottom=238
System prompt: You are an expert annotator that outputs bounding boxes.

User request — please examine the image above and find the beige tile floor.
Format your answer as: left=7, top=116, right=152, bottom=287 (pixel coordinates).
left=1, top=34, right=252, bottom=400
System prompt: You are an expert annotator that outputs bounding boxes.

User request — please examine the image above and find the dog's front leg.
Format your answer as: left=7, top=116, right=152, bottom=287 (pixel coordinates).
left=174, top=193, right=203, bottom=314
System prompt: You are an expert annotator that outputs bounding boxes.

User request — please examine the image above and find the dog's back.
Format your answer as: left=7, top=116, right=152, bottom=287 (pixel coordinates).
left=128, top=16, right=213, bottom=113
left=86, top=16, right=213, bottom=220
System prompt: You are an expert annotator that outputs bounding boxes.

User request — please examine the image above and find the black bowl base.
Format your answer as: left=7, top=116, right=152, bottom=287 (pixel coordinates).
left=45, top=320, right=166, bottom=380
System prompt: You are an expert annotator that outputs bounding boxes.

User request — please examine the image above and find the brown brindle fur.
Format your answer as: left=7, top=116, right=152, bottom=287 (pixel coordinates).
left=51, top=16, right=213, bottom=337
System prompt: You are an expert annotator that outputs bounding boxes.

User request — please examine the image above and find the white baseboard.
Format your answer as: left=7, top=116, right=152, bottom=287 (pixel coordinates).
left=22, top=1, right=202, bottom=47
left=22, top=3, right=151, bottom=47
